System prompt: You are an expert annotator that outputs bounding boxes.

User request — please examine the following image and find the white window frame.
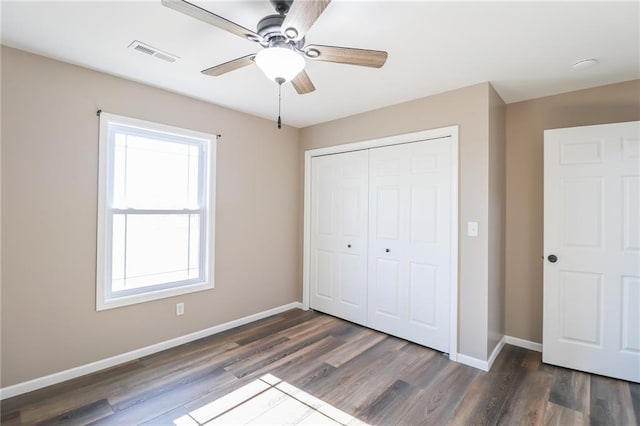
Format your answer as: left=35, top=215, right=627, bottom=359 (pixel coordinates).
left=96, top=112, right=216, bottom=311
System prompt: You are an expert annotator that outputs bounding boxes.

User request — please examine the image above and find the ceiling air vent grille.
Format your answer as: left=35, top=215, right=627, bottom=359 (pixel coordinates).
left=128, top=40, right=179, bottom=63
left=134, top=44, right=155, bottom=55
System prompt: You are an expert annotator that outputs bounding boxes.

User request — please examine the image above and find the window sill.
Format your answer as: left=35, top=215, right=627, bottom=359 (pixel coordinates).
left=96, top=281, right=214, bottom=311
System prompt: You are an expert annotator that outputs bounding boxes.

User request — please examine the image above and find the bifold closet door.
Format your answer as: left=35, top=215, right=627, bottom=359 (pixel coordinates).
left=367, top=139, right=452, bottom=352
left=310, top=150, right=369, bottom=325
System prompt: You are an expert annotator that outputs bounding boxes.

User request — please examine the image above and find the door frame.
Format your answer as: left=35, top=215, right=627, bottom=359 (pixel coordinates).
left=302, top=125, right=460, bottom=360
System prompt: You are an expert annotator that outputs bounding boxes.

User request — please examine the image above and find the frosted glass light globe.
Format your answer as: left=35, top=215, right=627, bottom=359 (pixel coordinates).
left=255, top=47, right=305, bottom=83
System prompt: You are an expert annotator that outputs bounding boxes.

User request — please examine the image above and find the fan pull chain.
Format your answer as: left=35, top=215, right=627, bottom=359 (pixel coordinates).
left=276, top=77, right=284, bottom=129
left=278, top=83, right=282, bottom=129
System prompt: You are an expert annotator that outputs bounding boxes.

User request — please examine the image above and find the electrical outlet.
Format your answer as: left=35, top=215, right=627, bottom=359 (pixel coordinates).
left=176, top=302, right=185, bottom=316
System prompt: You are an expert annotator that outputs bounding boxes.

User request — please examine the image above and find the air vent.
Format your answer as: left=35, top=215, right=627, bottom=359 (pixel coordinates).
left=154, top=52, right=178, bottom=63
left=134, top=44, right=155, bottom=55
left=128, top=40, right=179, bottom=63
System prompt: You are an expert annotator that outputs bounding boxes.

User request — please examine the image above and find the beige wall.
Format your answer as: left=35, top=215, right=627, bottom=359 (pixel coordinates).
left=0, top=46, right=301, bottom=387
left=5, top=42, right=634, bottom=389
left=301, top=83, right=493, bottom=360
left=505, top=79, right=640, bottom=343
left=487, top=85, right=506, bottom=355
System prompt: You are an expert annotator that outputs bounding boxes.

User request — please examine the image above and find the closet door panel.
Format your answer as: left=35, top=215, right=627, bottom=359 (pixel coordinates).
left=314, top=249, right=334, bottom=298
left=410, top=185, right=438, bottom=243
left=409, top=263, right=437, bottom=327
left=339, top=253, right=362, bottom=305
left=368, top=139, right=452, bottom=352
left=375, top=187, right=401, bottom=239
left=373, top=258, right=402, bottom=318
left=368, top=146, right=407, bottom=329
left=310, top=151, right=368, bottom=325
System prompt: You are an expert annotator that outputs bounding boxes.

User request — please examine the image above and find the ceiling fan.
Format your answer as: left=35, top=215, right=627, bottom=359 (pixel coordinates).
left=161, top=0, right=388, bottom=95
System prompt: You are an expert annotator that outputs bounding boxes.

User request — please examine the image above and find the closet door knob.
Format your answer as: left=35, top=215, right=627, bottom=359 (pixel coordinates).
left=547, top=254, right=558, bottom=263
left=347, top=244, right=352, bottom=248
left=385, top=248, right=390, bottom=253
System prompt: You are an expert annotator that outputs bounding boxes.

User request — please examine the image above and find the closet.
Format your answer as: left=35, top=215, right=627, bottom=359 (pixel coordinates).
left=309, top=137, right=454, bottom=353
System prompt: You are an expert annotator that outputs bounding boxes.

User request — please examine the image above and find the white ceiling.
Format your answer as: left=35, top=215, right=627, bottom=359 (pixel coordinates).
left=2, top=1, right=638, bottom=128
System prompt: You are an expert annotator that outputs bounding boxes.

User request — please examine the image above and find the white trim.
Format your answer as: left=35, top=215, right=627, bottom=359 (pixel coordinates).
left=487, top=336, right=506, bottom=370
left=302, top=154, right=312, bottom=310
left=304, top=126, right=458, bottom=157
left=505, top=335, right=543, bottom=352
left=449, top=127, right=459, bottom=361
left=456, top=353, right=490, bottom=371
left=0, top=302, right=303, bottom=400
left=95, top=112, right=217, bottom=311
left=302, top=125, right=459, bottom=358
left=97, top=282, right=215, bottom=311
left=456, top=336, right=505, bottom=372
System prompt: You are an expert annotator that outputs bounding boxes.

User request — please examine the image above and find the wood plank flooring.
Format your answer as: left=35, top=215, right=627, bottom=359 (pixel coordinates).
left=2, top=309, right=638, bottom=425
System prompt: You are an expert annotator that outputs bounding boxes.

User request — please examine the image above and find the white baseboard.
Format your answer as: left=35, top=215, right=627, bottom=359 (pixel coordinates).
left=456, top=335, right=542, bottom=372
left=456, top=336, right=505, bottom=372
left=505, top=335, right=542, bottom=352
left=487, top=336, right=506, bottom=370
left=456, top=353, right=490, bottom=371
left=0, top=302, right=304, bottom=400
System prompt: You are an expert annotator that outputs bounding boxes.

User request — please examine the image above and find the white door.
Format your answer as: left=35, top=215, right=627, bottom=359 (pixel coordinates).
left=310, top=150, right=369, bottom=325
left=543, top=121, right=640, bottom=382
left=367, top=139, right=452, bottom=352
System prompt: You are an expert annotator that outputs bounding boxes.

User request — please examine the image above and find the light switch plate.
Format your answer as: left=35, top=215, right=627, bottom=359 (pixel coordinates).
left=467, top=221, right=479, bottom=237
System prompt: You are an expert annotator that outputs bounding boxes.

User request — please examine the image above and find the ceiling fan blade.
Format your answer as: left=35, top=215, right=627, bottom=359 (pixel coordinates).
left=304, top=44, right=388, bottom=68
left=292, top=70, right=316, bottom=94
left=282, top=0, right=331, bottom=41
left=201, top=54, right=255, bottom=76
left=162, top=0, right=262, bottom=42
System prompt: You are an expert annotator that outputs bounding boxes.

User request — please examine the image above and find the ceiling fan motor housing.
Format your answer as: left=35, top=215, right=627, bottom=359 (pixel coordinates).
left=257, top=14, right=304, bottom=51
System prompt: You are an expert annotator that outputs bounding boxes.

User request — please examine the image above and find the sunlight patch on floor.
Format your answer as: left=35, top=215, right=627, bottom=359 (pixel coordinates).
left=172, top=374, right=369, bottom=425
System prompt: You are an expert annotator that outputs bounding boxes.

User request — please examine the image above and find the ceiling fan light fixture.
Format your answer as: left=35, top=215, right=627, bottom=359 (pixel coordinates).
left=255, top=46, right=305, bottom=83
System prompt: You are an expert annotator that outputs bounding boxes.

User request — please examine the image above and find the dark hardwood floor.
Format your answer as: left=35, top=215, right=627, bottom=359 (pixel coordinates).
left=1, top=309, right=638, bottom=425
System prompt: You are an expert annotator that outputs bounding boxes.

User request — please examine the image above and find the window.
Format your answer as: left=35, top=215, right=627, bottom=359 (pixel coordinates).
left=96, top=113, right=215, bottom=310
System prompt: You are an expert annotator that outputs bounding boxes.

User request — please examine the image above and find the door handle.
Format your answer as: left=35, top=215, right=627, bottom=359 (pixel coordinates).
left=385, top=248, right=390, bottom=253
left=547, top=254, right=558, bottom=263
left=347, top=244, right=351, bottom=248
